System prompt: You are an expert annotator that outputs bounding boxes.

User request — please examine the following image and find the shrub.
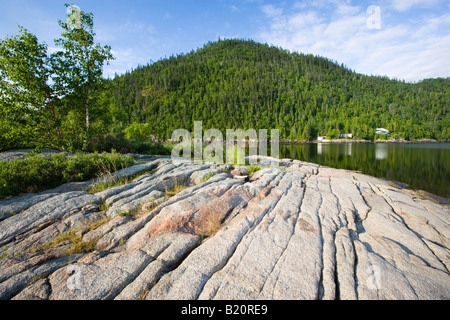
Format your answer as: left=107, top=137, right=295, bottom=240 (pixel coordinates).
left=131, top=141, right=172, bottom=155
left=86, top=133, right=172, bottom=156
left=0, top=152, right=136, bottom=199
left=124, top=122, right=152, bottom=143
left=86, top=134, right=134, bottom=154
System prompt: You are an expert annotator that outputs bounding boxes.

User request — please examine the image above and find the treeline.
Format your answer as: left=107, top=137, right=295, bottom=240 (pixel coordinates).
left=93, top=39, right=449, bottom=141
left=2, top=36, right=449, bottom=153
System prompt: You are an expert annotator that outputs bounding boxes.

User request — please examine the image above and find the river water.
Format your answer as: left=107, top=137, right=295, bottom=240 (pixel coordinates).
left=279, top=142, right=450, bottom=198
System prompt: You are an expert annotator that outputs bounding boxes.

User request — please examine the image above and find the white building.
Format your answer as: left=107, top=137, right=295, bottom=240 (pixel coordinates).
left=376, top=128, right=389, bottom=135
left=339, top=133, right=353, bottom=139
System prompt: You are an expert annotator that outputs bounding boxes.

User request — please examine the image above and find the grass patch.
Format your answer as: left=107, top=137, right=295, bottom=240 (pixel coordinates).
left=33, top=229, right=100, bottom=256
left=200, top=213, right=223, bottom=241
left=85, top=167, right=154, bottom=194
left=34, top=230, right=81, bottom=252
left=200, top=172, right=216, bottom=183
left=0, top=151, right=136, bottom=199
left=98, top=202, right=109, bottom=212
left=117, top=208, right=139, bottom=218
left=86, top=176, right=131, bottom=194
left=65, top=237, right=100, bottom=255
left=164, top=183, right=188, bottom=199
left=0, top=246, right=9, bottom=262
left=247, top=164, right=262, bottom=177
left=86, top=216, right=112, bottom=231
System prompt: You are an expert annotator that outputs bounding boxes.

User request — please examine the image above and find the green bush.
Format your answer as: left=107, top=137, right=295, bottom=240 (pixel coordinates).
left=134, top=141, right=172, bottom=155
left=0, top=152, right=136, bottom=199
left=86, top=134, right=134, bottom=154
left=86, top=133, right=172, bottom=156
left=123, top=122, right=152, bottom=143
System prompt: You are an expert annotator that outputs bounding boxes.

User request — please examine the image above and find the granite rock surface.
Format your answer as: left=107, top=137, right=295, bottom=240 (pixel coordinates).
left=0, top=156, right=449, bottom=300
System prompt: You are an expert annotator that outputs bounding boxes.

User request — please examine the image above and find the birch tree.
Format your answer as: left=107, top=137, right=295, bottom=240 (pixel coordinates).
left=0, top=4, right=113, bottom=151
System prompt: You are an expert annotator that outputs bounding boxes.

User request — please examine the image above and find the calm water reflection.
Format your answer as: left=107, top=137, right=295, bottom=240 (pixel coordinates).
left=279, top=143, right=450, bottom=198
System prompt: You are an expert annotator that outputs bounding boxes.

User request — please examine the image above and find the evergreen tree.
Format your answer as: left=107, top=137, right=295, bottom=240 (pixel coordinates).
left=94, top=39, right=449, bottom=142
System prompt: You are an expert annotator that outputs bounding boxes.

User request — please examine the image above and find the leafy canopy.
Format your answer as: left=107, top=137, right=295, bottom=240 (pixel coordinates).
left=0, top=3, right=113, bottom=152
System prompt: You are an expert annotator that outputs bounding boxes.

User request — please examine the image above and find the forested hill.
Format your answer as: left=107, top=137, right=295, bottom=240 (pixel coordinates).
left=94, top=39, right=449, bottom=141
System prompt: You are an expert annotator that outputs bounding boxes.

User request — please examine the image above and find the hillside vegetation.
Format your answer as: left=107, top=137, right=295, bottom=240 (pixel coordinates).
left=2, top=37, right=449, bottom=152
left=94, top=39, right=449, bottom=141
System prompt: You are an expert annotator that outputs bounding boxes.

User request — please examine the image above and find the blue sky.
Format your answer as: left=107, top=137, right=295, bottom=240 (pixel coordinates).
left=1, top=0, right=449, bottom=82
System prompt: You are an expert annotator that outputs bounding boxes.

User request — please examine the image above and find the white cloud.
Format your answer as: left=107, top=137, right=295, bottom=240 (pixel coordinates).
left=104, top=45, right=156, bottom=78
left=123, top=20, right=154, bottom=34
left=413, top=13, right=450, bottom=38
left=146, top=24, right=156, bottom=34
left=257, top=2, right=450, bottom=81
left=335, top=3, right=361, bottom=16
left=261, top=4, right=283, bottom=18
left=390, top=0, right=441, bottom=12
left=230, top=5, right=240, bottom=12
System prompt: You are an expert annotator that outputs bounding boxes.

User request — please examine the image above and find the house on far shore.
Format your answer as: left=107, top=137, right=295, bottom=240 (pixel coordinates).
left=317, top=136, right=330, bottom=142
left=339, top=133, right=353, bottom=139
left=376, top=128, right=390, bottom=135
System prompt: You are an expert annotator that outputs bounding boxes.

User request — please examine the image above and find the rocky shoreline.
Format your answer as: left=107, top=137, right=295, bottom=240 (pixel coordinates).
left=0, top=155, right=449, bottom=300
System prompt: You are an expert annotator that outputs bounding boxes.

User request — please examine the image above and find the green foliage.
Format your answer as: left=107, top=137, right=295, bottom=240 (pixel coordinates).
left=86, top=133, right=172, bottom=155
left=0, top=4, right=113, bottom=152
left=0, top=152, right=135, bottom=199
left=95, top=39, right=449, bottom=141
left=53, top=4, right=114, bottom=142
left=200, top=172, right=216, bottom=183
left=302, top=124, right=316, bottom=141
left=326, top=128, right=340, bottom=139
left=0, top=27, right=55, bottom=150
left=86, top=133, right=135, bottom=153
left=2, top=24, right=449, bottom=156
left=247, top=165, right=262, bottom=177
left=124, top=122, right=152, bottom=142
left=142, top=142, right=173, bottom=155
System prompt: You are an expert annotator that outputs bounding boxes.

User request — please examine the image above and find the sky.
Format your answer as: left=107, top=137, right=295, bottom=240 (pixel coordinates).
left=1, top=0, right=449, bottom=82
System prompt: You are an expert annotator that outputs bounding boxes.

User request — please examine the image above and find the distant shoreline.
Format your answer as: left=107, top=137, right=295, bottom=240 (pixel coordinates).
left=278, top=138, right=450, bottom=144
left=166, top=138, right=449, bottom=144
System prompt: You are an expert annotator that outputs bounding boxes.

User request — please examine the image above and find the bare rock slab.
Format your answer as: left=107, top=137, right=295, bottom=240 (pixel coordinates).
left=0, top=156, right=449, bottom=300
